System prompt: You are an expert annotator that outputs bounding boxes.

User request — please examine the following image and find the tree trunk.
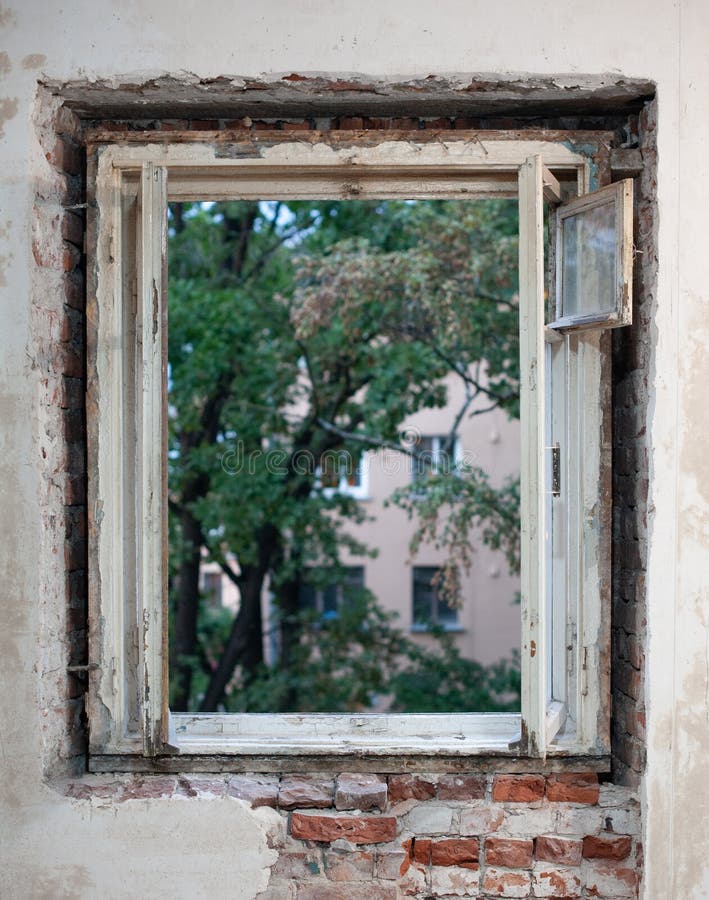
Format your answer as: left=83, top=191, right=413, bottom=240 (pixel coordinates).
left=171, top=506, right=203, bottom=711
left=199, top=564, right=265, bottom=711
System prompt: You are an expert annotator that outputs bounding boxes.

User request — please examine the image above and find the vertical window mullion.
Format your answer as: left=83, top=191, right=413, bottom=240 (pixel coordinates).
left=137, top=162, right=169, bottom=755
left=518, top=155, right=548, bottom=755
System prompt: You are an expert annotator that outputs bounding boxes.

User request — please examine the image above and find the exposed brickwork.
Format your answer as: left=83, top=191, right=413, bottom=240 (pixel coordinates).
left=61, top=773, right=640, bottom=897
left=336, top=774, right=387, bottom=811
left=34, top=92, right=87, bottom=777
left=493, top=774, right=546, bottom=803
left=611, top=99, right=656, bottom=788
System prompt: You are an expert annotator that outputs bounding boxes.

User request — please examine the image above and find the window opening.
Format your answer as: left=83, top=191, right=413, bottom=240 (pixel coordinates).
left=88, top=138, right=632, bottom=762
left=411, top=566, right=461, bottom=631
left=166, top=198, right=522, bottom=716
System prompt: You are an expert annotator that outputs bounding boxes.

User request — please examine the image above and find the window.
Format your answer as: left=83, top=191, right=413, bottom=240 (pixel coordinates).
left=411, top=435, right=460, bottom=487
left=87, top=136, right=632, bottom=766
left=411, top=566, right=460, bottom=631
left=201, top=570, right=223, bottom=609
left=317, top=450, right=369, bottom=500
left=299, top=566, right=366, bottom=620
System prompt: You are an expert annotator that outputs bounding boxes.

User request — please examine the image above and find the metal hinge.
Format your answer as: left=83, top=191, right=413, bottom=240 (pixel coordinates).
left=550, top=443, right=561, bottom=496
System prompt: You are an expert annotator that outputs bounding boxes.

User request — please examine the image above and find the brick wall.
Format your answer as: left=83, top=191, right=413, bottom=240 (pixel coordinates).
left=62, top=771, right=641, bottom=898
left=34, top=95, right=88, bottom=776
left=611, top=100, right=656, bottom=787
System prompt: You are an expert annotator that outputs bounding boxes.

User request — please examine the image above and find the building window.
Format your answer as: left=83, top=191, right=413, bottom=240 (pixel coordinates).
left=411, top=566, right=460, bottom=631
left=87, top=136, right=632, bottom=766
left=317, top=451, right=369, bottom=499
left=299, top=566, right=366, bottom=620
left=411, top=435, right=459, bottom=486
left=201, top=570, right=223, bottom=609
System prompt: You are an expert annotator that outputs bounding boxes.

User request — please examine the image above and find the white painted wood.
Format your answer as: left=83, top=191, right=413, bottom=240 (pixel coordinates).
left=173, top=712, right=521, bottom=755
left=545, top=700, right=567, bottom=745
left=549, top=179, right=634, bottom=331
left=137, top=162, right=169, bottom=755
left=542, top=165, right=563, bottom=204
left=518, top=155, right=548, bottom=756
left=89, top=136, right=615, bottom=762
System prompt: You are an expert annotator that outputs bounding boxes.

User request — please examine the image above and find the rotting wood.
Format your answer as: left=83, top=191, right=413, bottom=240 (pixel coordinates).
left=87, top=753, right=611, bottom=776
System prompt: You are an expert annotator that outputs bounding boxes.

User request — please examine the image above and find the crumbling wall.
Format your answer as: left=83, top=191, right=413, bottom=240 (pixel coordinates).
left=20, top=94, right=652, bottom=899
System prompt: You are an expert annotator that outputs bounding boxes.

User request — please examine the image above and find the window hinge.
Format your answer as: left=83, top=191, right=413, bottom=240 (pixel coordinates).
left=550, top=443, right=561, bottom=496
left=581, top=646, right=589, bottom=696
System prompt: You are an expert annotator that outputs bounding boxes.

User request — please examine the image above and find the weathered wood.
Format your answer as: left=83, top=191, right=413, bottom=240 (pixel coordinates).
left=88, top=135, right=622, bottom=767
left=88, top=752, right=611, bottom=776
left=518, top=155, right=548, bottom=756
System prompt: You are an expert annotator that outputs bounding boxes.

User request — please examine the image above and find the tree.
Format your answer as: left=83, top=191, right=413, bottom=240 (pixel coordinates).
left=167, top=198, right=521, bottom=712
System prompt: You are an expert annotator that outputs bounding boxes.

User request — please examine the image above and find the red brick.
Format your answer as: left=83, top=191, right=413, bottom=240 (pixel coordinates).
left=226, top=775, right=278, bottom=808
left=388, top=774, right=435, bottom=803
left=402, top=837, right=431, bottom=865
left=189, top=120, right=219, bottom=130
left=61, top=212, right=84, bottom=248
left=64, top=273, right=84, bottom=310
left=62, top=242, right=81, bottom=272
left=546, top=773, right=599, bottom=803
left=584, top=861, right=638, bottom=897
left=338, top=117, right=364, bottom=130
left=175, top=776, right=226, bottom=797
left=121, top=777, right=176, bottom=800
left=390, top=118, right=419, bottom=130
left=47, top=136, right=82, bottom=176
left=66, top=779, right=123, bottom=800
left=535, top=835, right=583, bottom=866
left=485, top=837, right=533, bottom=868
left=532, top=865, right=583, bottom=897
left=335, top=774, right=387, bottom=811
left=492, top=774, right=545, bottom=802
left=482, top=868, right=531, bottom=898
left=279, top=777, right=334, bottom=809
left=436, top=774, right=485, bottom=800
left=582, top=834, right=632, bottom=860
left=65, top=474, right=86, bottom=506
left=430, top=838, right=479, bottom=869
left=291, top=813, right=397, bottom=844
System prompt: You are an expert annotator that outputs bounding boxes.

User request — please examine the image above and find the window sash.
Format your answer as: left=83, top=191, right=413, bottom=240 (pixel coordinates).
left=88, top=137, right=609, bottom=761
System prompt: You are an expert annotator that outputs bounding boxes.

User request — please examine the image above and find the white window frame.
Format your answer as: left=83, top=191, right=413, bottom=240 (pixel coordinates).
left=410, top=565, right=462, bottom=633
left=317, top=449, right=370, bottom=500
left=87, top=136, right=626, bottom=766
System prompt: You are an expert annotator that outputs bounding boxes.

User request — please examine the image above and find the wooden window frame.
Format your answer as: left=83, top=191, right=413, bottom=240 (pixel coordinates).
left=87, top=135, right=621, bottom=770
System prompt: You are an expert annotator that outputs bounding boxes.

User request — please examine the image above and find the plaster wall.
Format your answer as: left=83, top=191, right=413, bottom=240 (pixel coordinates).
left=0, top=1, right=707, bottom=897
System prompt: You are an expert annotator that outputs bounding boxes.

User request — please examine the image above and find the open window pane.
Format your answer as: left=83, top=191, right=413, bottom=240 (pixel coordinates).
left=549, top=179, right=633, bottom=331
left=561, top=202, right=616, bottom=318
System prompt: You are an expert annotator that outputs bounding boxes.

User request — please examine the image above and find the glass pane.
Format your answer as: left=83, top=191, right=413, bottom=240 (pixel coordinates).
left=561, top=201, right=616, bottom=318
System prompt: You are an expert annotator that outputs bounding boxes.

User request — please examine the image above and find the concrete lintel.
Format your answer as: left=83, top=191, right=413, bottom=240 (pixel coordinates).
left=43, top=72, right=656, bottom=121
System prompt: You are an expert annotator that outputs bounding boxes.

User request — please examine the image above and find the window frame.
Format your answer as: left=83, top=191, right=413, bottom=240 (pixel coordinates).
left=410, top=565, right=461, bottom=633
left=87, top=135, right=616, bottom=767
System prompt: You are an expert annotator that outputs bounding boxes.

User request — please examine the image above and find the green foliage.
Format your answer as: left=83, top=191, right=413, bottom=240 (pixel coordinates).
left=390, top=628, right=520, bottom=713
left=167, top=197, right=522, bottom=713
